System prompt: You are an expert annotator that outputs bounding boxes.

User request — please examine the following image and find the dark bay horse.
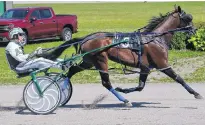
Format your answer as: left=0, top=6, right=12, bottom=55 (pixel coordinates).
left=40, top=6, right=203, bottom=106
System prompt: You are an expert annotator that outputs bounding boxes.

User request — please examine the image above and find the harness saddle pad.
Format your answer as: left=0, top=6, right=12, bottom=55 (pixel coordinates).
left=113, top=32, right=142, bottom=51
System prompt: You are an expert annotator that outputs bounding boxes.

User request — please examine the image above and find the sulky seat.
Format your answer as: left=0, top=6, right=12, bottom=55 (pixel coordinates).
left=5, top=52, right=34, bottom=78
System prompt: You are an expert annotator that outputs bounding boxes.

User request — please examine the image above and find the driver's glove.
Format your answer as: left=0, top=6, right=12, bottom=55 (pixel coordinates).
left=27, top=47, right=43, bottom=60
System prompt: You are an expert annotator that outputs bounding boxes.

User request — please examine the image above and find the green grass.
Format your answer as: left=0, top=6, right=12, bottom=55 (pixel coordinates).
left=187, top=67, right=205, bottom=82
left=0, top=2, right=205, bottom=84
left=14, top=2, right=205, bottom=34
left=168, top=50, right=205, bottom=61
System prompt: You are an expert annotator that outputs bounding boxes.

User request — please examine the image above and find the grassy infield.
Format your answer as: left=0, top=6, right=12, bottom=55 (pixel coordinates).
left=0, top=2, right=205, bottom=84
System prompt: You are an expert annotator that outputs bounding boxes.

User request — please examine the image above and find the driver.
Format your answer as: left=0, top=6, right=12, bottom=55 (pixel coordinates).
left=5, top=27, right=62, bottom=74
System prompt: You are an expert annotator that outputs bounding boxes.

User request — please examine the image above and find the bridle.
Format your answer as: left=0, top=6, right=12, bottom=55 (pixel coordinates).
left=165, top=10, right=195, bottom=36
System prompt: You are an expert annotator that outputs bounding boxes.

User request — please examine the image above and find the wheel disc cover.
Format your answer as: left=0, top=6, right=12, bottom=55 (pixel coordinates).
left=24, top=78, right=60, bottom=113
left=58, top=78, right=72, bottom=105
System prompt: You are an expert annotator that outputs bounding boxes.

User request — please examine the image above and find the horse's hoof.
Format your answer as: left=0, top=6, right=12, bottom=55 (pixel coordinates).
left=195, top=94, right=203, bottom=99
left=124, top=101, right=133, bottom=107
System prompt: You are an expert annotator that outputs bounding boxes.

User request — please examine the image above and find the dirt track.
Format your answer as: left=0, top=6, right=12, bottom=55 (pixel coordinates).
left=0, top=83, right=205, bottom=125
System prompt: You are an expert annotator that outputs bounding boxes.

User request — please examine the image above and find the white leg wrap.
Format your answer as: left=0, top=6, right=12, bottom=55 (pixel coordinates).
left=157, top=66, right=171, bottom=71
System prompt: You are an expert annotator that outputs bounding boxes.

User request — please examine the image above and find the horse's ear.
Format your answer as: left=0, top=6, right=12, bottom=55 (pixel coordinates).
left=178, top=6, right=182, bottom=13
left=174, top=4, right=177, bottom=10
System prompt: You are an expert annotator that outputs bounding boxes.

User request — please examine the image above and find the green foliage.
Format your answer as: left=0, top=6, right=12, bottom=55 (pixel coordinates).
left=194, top=22, right=205, bottom=29
left=188, top=28, right=205, bottom=51
left=170, top=32, right=187, bottom=50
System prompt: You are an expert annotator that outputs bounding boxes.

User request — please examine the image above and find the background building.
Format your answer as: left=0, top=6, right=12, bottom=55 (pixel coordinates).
left=0, top=1, right=13, bottom=15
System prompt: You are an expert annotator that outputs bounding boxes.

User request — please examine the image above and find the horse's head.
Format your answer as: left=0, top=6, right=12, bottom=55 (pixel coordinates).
left=173, top=5, right=194, bottom=28
left=144, top=5, right=195, bottom=34
left=172, top=5, right=196, bottom=36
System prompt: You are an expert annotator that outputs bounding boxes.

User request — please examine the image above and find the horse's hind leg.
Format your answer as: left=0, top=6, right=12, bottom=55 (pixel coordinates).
left=160, top=67, right=203, bottom=99
left=99, top=71, right=131, bottom=106
left=93, top=52, right=132, bottom=106
left=67, top=61, right=93, bottom=78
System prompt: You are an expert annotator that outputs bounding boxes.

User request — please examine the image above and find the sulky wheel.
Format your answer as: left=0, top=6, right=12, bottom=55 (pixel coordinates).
left=23, top=76, right=61, bottom=115
left=48, top=73, right=73, bottom=106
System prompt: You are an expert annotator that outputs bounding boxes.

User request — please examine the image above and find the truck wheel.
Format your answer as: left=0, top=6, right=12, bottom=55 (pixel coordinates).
left=61, top=27, right=72, bottom=41
left=22, top=30, right=28, bottom=43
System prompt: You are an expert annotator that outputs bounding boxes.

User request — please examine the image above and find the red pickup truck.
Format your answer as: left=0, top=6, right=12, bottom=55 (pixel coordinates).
left=0, top=7, right=78, bottom=43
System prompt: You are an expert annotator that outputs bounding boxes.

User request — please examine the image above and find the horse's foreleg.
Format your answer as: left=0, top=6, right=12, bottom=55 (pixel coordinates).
left=160, top=67, right=203, bottom=99
left=135, top=72, right=149, bottom=91
left=115, top=74, right=148, bottom=93
left=116, top=65, right=150, bottom=93
left=135, top=65, right=150, bottom=91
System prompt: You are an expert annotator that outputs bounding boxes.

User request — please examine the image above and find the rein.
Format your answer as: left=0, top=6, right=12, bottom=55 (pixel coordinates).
left=40, top=26, right=193, bottom=75
left=42, top=25, right=193, bottom=53
left=141, top=25, right=194, bottom=45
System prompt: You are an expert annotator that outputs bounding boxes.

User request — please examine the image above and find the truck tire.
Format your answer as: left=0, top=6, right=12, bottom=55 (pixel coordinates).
left=22, top=30, right=28, bottom=43
left=61, top=27, right=72, bottom=41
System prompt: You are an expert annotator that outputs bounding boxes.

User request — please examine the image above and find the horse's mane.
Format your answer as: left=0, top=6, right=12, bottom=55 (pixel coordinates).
left=143, top=13, right=170, bottom=32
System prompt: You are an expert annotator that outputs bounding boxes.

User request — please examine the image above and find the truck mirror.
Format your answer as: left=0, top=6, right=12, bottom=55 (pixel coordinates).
left=30, top=17, right=37, bottom=22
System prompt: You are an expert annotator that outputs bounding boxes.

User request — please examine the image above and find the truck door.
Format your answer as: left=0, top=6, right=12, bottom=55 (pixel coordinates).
left=39, top=9, right=57, bottom=37
left=28, top=10, right=46, bottom=39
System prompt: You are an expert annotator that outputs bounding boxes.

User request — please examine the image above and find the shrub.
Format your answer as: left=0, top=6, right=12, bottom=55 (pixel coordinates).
left=170, top=32, right=187, bottom=50
left=188, top=28, right=205, bottom=51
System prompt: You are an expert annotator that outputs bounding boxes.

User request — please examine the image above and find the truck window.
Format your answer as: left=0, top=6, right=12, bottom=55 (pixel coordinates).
left=39, top=9, right=52, bottom=19
left=1, top=9, right=28, bottom=19
left=30, top=10, right=40, bottom=19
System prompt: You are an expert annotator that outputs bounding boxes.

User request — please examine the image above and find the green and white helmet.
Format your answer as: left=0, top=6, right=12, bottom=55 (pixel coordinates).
left=9, top=27, right=26, bottom=46
left=9, top=27, right=24, bottom=39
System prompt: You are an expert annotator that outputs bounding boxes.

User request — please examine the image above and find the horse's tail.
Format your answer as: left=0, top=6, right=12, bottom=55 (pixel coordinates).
left=39, top=38, right=83, bottom=60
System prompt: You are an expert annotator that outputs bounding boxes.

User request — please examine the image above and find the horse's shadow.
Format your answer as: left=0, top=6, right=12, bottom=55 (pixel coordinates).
left=61, top=101, right=170, bottom=109
left=0, top=101, right=198, bottom=115
left=13, top=102, right=169, bottom=115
